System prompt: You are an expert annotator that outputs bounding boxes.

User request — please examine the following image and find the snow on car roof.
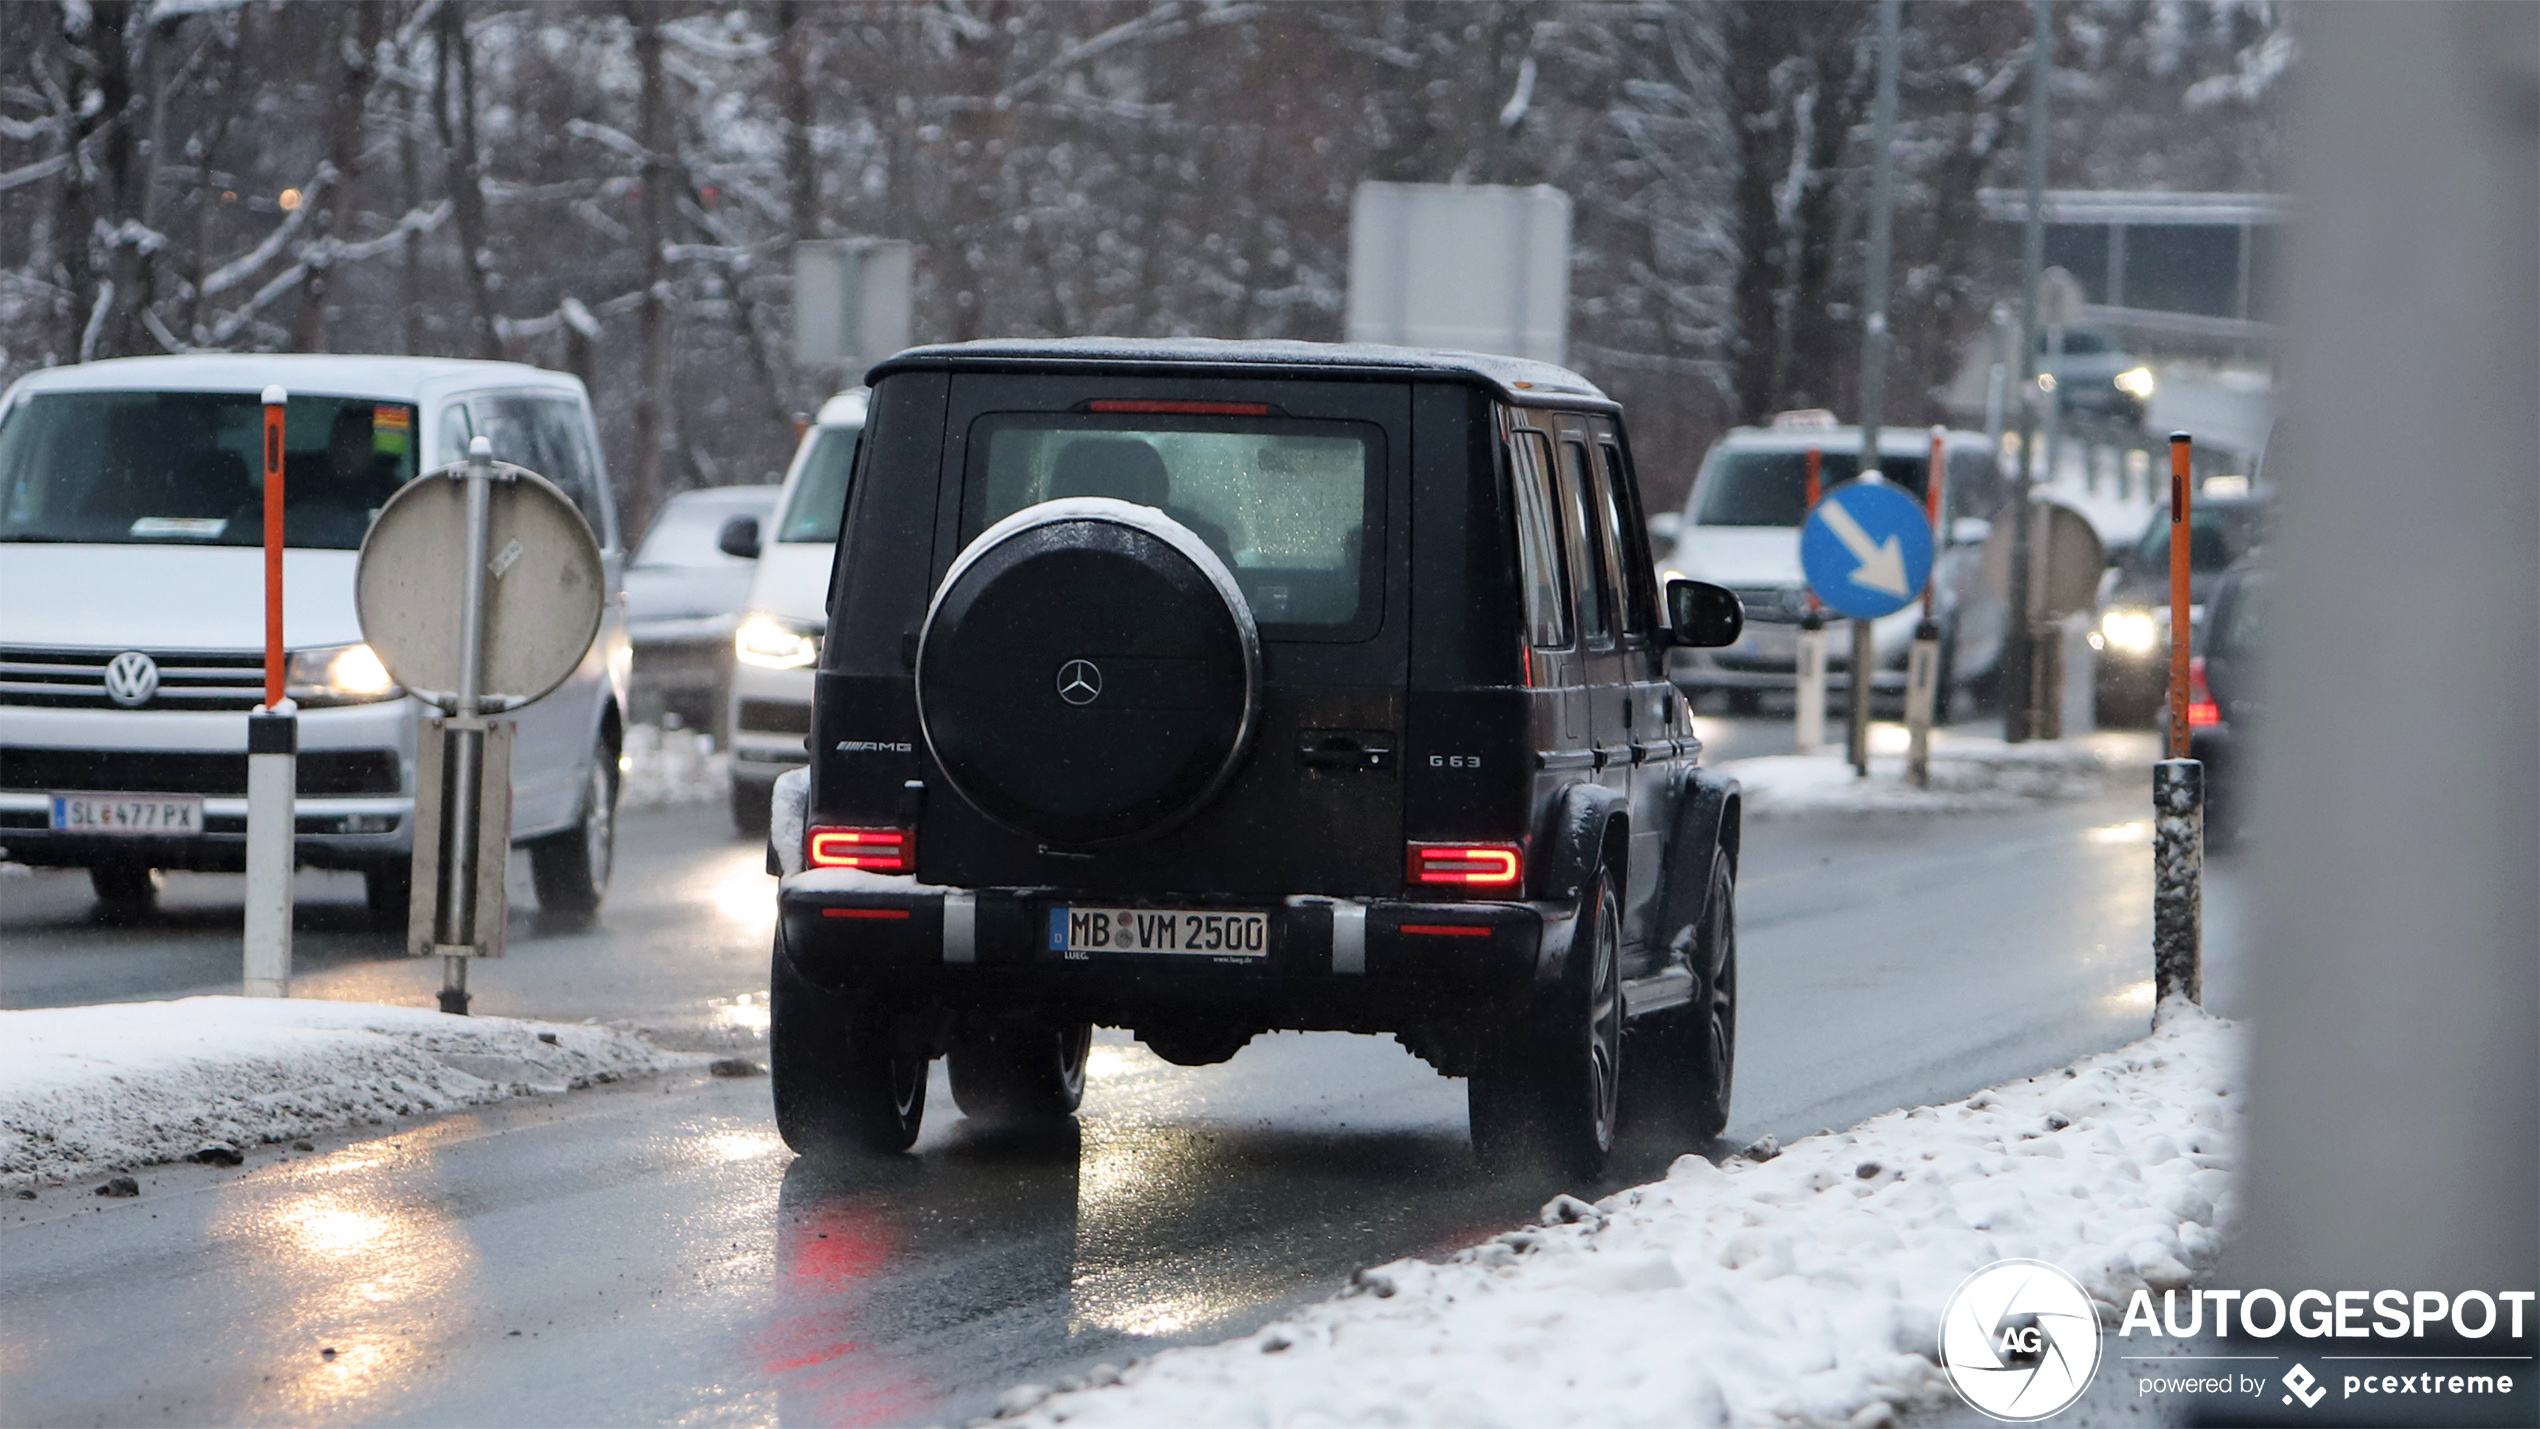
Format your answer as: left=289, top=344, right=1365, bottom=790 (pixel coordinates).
left=5, top=353, right=583, bottom=404
left=870, top=337, right=1609, bottom=405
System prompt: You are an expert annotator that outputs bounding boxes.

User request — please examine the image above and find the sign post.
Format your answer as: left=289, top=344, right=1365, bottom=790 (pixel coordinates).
left=243, top=386, right=294, bottom=998
left=1905, top=426, right=1948, bottom=787
left=355, top=436, right=605, bottom=1015
left=2153, top=431, right=2203, bottom=1005
left=1794, top=446, right=1828, bottom=751
left=1800, top=474, right=1934, bottom=777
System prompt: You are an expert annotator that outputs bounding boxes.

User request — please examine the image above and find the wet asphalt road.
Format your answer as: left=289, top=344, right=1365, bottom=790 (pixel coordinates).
left=0, top=719, right=2243, bottom=1427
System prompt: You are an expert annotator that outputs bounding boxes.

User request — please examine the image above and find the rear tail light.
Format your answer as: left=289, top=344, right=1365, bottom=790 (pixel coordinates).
left=807, top=826, right=913, bottom=873
left=2186, top=658, right=2222, bottom=728
left=1407, top=842, right=1524, bottom=892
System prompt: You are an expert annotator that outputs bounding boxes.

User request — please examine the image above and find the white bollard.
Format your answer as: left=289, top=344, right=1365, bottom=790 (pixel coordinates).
left=1794, top=617, right=1828, bottom=752
left=242, top=701, right=296, bottom=997
left=1904, top=623, right=1940, bottom=787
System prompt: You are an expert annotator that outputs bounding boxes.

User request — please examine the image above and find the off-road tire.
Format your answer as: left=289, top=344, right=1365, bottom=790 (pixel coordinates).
left=1636, top=846, right=1737, bottom=1141
left=1470, top=869, right=1624, bottom=1180
left=769, top=933, right=930, bottom=1155
left=948, top=1020, right=1093, bottom=1125
left=530, top=738, right=618, bottom=923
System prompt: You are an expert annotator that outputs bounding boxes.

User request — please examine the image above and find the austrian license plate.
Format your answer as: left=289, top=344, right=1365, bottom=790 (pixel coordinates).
left=1050, top=907, right=1270, bottom=959
left=49, top=793, right=204, bottom=835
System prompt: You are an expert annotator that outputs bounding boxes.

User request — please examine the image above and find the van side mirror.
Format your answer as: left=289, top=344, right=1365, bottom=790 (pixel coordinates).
left=1665, top=578, right=1744, bottom=649
left=717, top=514, right=762, bottom=560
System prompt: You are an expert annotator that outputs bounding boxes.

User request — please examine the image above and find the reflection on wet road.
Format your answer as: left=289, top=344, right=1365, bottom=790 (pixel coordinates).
left=1, top=729, right=2236, bottom=1426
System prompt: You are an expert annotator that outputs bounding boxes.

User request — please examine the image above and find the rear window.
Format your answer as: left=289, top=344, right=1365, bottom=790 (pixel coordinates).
left=964, top=413, right=1379, bottom=637
left=776, top=425, right=861, bottom=543
left=0, top=390, right=419, bottom=549
left=1693, top=448, right=1929, bottom=528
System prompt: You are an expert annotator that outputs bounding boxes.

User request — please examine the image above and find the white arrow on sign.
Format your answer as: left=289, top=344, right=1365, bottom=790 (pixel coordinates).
left=1817, top=497, right=1912, bottom=597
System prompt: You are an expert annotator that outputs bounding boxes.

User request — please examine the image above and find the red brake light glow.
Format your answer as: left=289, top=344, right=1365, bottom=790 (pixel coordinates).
left=1085, top=400, right=1271, bottom=416
left=2186, top=658, right=2222, bottom=728
left=807, top=826, right=912, bottom=872
left=1408, top=842, right=1524, bottom=889
left=1400, top=922, right=1493, bottom=938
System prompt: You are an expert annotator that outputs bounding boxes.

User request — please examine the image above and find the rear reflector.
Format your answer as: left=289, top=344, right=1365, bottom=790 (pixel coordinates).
left=1085, top=399, right=1271, bottom=416
left=821, top=906, right=912, bottom=920
left=1407, top=842, right=1524, bottom=889
left=2186, top=657, right=2222, bottom=729
left=807, top=826, right=912, bottom=873
left=1400, top=922, right=1493, bottom=938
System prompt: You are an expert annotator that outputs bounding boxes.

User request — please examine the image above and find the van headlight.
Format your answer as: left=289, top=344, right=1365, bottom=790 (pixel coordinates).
left=735, top=612, right=821, bottom=670
left=2098, top=607, right=2160, bottom=654
left=286, top=642, right=403, bottom=706
left=2114, top=366, right=2156, bottom=399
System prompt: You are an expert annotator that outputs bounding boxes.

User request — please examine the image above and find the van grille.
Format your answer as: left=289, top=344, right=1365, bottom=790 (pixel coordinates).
left=0, top=748, right=402, bottom=797
left=0, top=646, right=269, bottom=711
left=1728, top=586, right=1809, bottom=625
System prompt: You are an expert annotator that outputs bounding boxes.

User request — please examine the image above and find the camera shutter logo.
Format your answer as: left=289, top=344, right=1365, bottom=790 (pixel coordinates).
left=1055, top=659, right=1103, bottom=707
left=103, top=651, right=161, bottom=708
left=1939, top=1259, right=2103, bottom=1421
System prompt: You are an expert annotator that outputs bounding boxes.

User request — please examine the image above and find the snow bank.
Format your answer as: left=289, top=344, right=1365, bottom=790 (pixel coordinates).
left=0, top=997, right=684, bottom=1189
left=1728, top=730, right=2149, bottom=819
left=996, top=1002, right=2243, bottom=1429
left=620, top=720, right=730, bottom=808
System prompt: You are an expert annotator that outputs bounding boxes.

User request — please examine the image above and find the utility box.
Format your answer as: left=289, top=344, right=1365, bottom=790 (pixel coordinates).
left=795, top=239, right=914, bottom=374
left=1346, top=182, right=1571, bottom=365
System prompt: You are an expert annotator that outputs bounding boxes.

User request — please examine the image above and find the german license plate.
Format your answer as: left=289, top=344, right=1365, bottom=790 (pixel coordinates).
left=50, top=793, right=204, bottom=835
left=1050, top=907, right=1269, bottom=959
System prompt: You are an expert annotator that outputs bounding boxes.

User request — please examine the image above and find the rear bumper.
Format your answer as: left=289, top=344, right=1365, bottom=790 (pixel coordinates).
left=776, top=869, right=1555, bottom=1030
left=728, top=662, right=813, bottom=788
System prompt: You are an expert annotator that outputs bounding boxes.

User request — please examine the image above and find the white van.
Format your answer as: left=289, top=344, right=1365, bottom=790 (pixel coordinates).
left=0, top=355, right=630, bottom=922
left=723, top=388, right=863, bottom=832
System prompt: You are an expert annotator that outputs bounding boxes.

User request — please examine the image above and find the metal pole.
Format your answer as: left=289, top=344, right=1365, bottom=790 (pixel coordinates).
left=2153, top=431, right=2201, bottom=1005
left=1848, top=618, right=1873, bottom=776
left=1794, top=445, right=1827, bottom=751
left=1906, top=427, right=1946, bottom=787
left=2003, top=0, right=2053, bottom=744
left=243, top=385, right=294, bottom=998
left=434, top=434, right=497, bottom=1015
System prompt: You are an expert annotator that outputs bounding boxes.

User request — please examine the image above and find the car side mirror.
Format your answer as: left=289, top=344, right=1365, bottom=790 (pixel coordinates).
left=1665, top=578, right=1744, bottom=649
left=1949, top=516, right=1993, bottom=547
left=717, top=514, right=762, bottom=560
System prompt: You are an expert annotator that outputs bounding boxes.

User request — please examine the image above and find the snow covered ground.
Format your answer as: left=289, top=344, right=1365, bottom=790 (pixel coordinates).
left=0, top=997, right=687, bottom=1190
left=994, top=1002, right=2243, bottom=1429
left=620, top=720, right=731, bottom=808
left=1726, top=729, right=2156, bottom=819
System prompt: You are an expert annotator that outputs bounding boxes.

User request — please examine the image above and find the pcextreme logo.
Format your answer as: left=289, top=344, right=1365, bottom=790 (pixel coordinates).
left=1939, top=1259, right=2103, bottom=1422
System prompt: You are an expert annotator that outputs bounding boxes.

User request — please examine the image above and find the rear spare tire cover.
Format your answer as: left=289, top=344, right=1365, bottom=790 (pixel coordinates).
left=916, top=498, right=1261, bottom=847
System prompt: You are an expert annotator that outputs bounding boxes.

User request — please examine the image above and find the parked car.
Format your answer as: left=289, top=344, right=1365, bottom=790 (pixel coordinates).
left=1662, top=419, right=2006, bottom=718
left=0, top=354, right=629, bottom=923
left=2185, top=556, right=2267, bottom=849
left=625, top=483, right=779, bottom=736
left=725, top=390, right=865, bottom=834
left=2037, top=327, right=2156, bottom=426
left=767, top=338, right=1747, bottom=1177
left=2091, top=483, right=2271, bottom=725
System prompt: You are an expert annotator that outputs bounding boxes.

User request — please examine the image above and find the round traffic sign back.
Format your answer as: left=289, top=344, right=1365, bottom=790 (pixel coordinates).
left=355, top=463, right=605, bottom=709
left=1800, top=477, right=1935, bottom=620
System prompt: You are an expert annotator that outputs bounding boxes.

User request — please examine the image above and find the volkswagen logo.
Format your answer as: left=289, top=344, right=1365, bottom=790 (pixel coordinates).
left=103, top=651, right=160, bottom=709
left=1054, top=658, right=1103, bottom=707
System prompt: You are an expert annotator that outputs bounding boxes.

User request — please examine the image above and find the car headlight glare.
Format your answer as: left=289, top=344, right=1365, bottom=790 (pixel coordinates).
left=735, top=612, right=820, bottom=670
left=2098, top=608, right=2160, bottom=654
left=2114, top=366, right=2157, bottom=399
left=285, top=642, right=403, bottom=706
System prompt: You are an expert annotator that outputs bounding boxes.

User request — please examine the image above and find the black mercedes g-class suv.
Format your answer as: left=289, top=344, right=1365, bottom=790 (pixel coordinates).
left=766, top=338, right=1746, bottom=1177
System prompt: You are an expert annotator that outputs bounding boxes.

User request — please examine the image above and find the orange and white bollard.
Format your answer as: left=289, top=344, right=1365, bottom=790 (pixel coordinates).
left=2152, top=430, right=2202, bottom=1007
left=243, top=386, right=295, bottom=998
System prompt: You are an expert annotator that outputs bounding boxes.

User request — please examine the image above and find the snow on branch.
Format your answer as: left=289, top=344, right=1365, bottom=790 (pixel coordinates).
left=197, top=162, right=335, bottom=297
left=0, top=152, right=73, bottom=192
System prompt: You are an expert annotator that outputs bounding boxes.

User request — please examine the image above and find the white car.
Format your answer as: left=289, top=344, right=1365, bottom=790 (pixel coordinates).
left=625, top=483, right=779, bottom=735
left=1663, top=419, right=2005, bottom=717
left=0, top=354, right=630, bottom=922
left=725, top=388, right=864, bottom=833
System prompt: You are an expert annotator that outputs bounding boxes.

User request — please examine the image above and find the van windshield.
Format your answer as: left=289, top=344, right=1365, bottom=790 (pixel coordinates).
left=1694, top=449, right=1929, bottom=527
left=0, top=390, right=420, bottom=548
left=776, top=425, right=861, bottom=543
left=965, top=413, right=1378, bottom=635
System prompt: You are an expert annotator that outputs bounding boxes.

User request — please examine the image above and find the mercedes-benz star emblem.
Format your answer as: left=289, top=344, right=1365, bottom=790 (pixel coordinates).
left=103, top=651, right=161, bottom=709
left=1055, top=658, right=1103, bottom=707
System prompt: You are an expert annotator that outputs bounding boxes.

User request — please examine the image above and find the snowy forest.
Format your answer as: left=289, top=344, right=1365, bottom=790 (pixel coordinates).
left=0, top=1, right=2290, bottom=534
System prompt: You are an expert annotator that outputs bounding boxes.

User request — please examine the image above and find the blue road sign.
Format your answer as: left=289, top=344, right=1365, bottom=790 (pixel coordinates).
left=1801, top=477, right=1935, bottom=620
